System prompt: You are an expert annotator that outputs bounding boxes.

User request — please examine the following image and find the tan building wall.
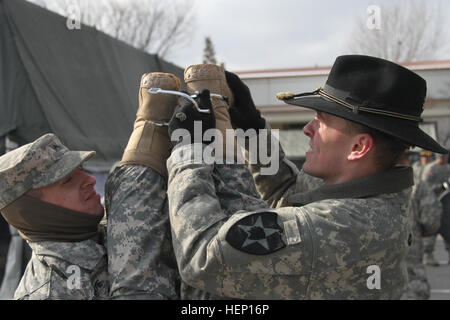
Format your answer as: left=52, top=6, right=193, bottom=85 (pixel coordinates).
left=236, top=60, right=450, bottom=158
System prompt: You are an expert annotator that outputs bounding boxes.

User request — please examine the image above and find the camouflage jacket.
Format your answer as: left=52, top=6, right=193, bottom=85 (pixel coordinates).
left=14, top=236, right=109, bottom=300
left=104, top=164, right=181, bottom=300
left=105, top=164, right=265, bottom=300
left=422, top=160, right=450, bottom=196
left=402, top=178, right=442, bottom=299
left=406, top=173, right=442, bottom=265
left=167, top=140, right=414, bottom=300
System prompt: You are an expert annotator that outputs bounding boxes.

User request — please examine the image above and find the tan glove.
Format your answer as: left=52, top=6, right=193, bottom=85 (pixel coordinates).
left=120, top=72, right=180, bottom=178
left=184, top=64, right=236, bottom=160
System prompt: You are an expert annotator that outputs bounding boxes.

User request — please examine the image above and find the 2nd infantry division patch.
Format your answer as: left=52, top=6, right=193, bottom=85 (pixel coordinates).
left=225, top=212, right=286, bottom=255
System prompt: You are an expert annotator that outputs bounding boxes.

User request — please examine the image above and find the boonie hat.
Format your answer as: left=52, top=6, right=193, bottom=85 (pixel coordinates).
left=0, top=134, right=95, bottom=210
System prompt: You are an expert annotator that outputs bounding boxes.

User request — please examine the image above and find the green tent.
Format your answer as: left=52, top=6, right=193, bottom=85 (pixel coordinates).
left=0, top=0, right=185, bottom=170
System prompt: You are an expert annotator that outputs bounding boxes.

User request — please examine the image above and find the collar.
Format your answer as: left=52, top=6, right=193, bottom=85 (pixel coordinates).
left=1, top=195, right=103, bottom=243
left=287, top=166, right=414, bottom=206
left=28, top=239, right=106, bottom=271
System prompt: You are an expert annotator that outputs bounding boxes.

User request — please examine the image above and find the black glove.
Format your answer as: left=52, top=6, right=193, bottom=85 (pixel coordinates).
left=168, top=89, right=216, bottom=146
left=225, top=71, right=266, bottom=131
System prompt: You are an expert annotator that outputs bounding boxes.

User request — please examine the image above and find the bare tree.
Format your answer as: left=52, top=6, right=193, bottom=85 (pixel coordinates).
left=26, top=0, right=197, bottom=59
left=347, top=0, right=448, bottom=62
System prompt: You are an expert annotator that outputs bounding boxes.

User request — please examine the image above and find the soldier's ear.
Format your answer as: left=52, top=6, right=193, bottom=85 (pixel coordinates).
left=347, top=133, right=374, bottom=161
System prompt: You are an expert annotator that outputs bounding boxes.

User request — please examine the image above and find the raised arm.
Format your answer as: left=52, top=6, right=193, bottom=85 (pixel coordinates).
left=105, top=72, right=182, bottom=299
left=105, top=165, right=180, bottom=299
left=167, top=143, right=313, bottom=299
left=225, top=72, right=322, bottom=207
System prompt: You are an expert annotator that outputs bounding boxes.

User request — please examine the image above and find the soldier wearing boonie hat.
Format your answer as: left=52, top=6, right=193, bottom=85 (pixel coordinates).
left=0, top=134, right=96, bottom=212
left=163, top=55, right=448, bottom=299
left=0, top=133, right=109, bottom=300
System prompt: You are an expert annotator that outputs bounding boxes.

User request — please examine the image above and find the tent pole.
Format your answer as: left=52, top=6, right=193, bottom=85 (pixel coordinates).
left=0, top=136, right=5, bottom=156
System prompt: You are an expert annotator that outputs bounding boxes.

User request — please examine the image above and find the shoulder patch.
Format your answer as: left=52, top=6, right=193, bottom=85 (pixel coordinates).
left=225, top=212, right=286, bottom=255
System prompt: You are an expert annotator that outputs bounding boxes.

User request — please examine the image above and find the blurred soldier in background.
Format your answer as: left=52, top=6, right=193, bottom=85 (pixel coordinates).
left=412, top=150, right=433, bottom=180
left=422, top=153, right=450, bottom=266
left=399, top=153, right=442, bottom=299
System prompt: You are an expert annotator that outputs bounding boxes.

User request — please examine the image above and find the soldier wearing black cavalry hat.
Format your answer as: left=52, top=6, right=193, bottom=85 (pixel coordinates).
left=165, top=55, right=447, bottom=299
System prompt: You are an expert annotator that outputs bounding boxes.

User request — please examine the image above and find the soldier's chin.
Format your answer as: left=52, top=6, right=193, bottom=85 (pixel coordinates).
left=86, top=198, right=104, bottom=215
left=94, top=202, right=105, bottom=215
left=302, top=162, right=320, bottom=178
left=302, top=161, right=312, bottom=174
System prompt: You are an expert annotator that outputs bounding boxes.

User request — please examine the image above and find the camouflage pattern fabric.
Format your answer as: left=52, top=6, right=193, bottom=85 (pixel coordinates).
left=14, top=237, right=108, bottom=300
left=213, top=164, right=268, bottom=215
left=104, top=163, right=259, bottom=300
left=104, top=164, right=180, bottom=299
left=422, top=160, right=450, bottom=196
left=421, top=160, right=450, bottom=253
left=402, top=179, right=442, bottom=300
left=167, top=143, right=412, bottom=299
left=179, top=164, right=269, bottom=300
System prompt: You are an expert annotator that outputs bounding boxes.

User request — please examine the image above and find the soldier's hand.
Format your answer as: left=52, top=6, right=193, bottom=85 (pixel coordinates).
left=168, top=89, right=216, bottom=146
left=225, top=71, right=266, bottom=131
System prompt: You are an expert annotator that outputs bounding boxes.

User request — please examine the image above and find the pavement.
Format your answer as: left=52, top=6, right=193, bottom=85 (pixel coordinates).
left=427, top=235, right=450, bottom=300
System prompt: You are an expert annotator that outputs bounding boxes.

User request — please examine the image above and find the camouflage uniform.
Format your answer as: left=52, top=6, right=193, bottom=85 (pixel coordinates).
left=15, top=233, right=109, bottom=300
left=0, top=134, right=109, bottom=300
left=422, top=160, right=450, bottom=196
left=412, top=161, right=425, bottom=184
left=402, top=178, right=442, bottom=300
left=181, top=163, right=269, bottom=300
left=422, top=160, right=450, bottom=254
left=104, top=162, right=269, bottom=300
left=167, top=133, right=413, bottom=299
left=104, top=164, right=181, bottom=299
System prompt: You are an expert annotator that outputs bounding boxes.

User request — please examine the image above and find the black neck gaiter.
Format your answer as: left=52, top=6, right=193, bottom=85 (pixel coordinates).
left=1, top=194, right=103, bottom=243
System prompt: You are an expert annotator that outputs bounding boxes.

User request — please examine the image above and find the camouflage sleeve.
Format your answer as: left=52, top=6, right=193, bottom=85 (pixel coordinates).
left=167, top=145, right=408, bottom=299
left=104, top=164, right=180, bottom=300
left=213, top=164, right=268, bottom=215
left=243, top=124, right=322, bottom=208
left=415, top=181, right=442, bottom=237
left=167, top=144, right=314, bottom=299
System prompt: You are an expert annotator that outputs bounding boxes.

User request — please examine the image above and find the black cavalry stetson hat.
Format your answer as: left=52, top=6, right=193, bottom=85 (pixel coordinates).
left=280, top=55, right=447, bottom=154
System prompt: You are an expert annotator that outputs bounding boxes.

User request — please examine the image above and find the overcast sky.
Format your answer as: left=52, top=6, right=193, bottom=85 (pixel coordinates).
left=165, top=0, right=450, bottom=72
